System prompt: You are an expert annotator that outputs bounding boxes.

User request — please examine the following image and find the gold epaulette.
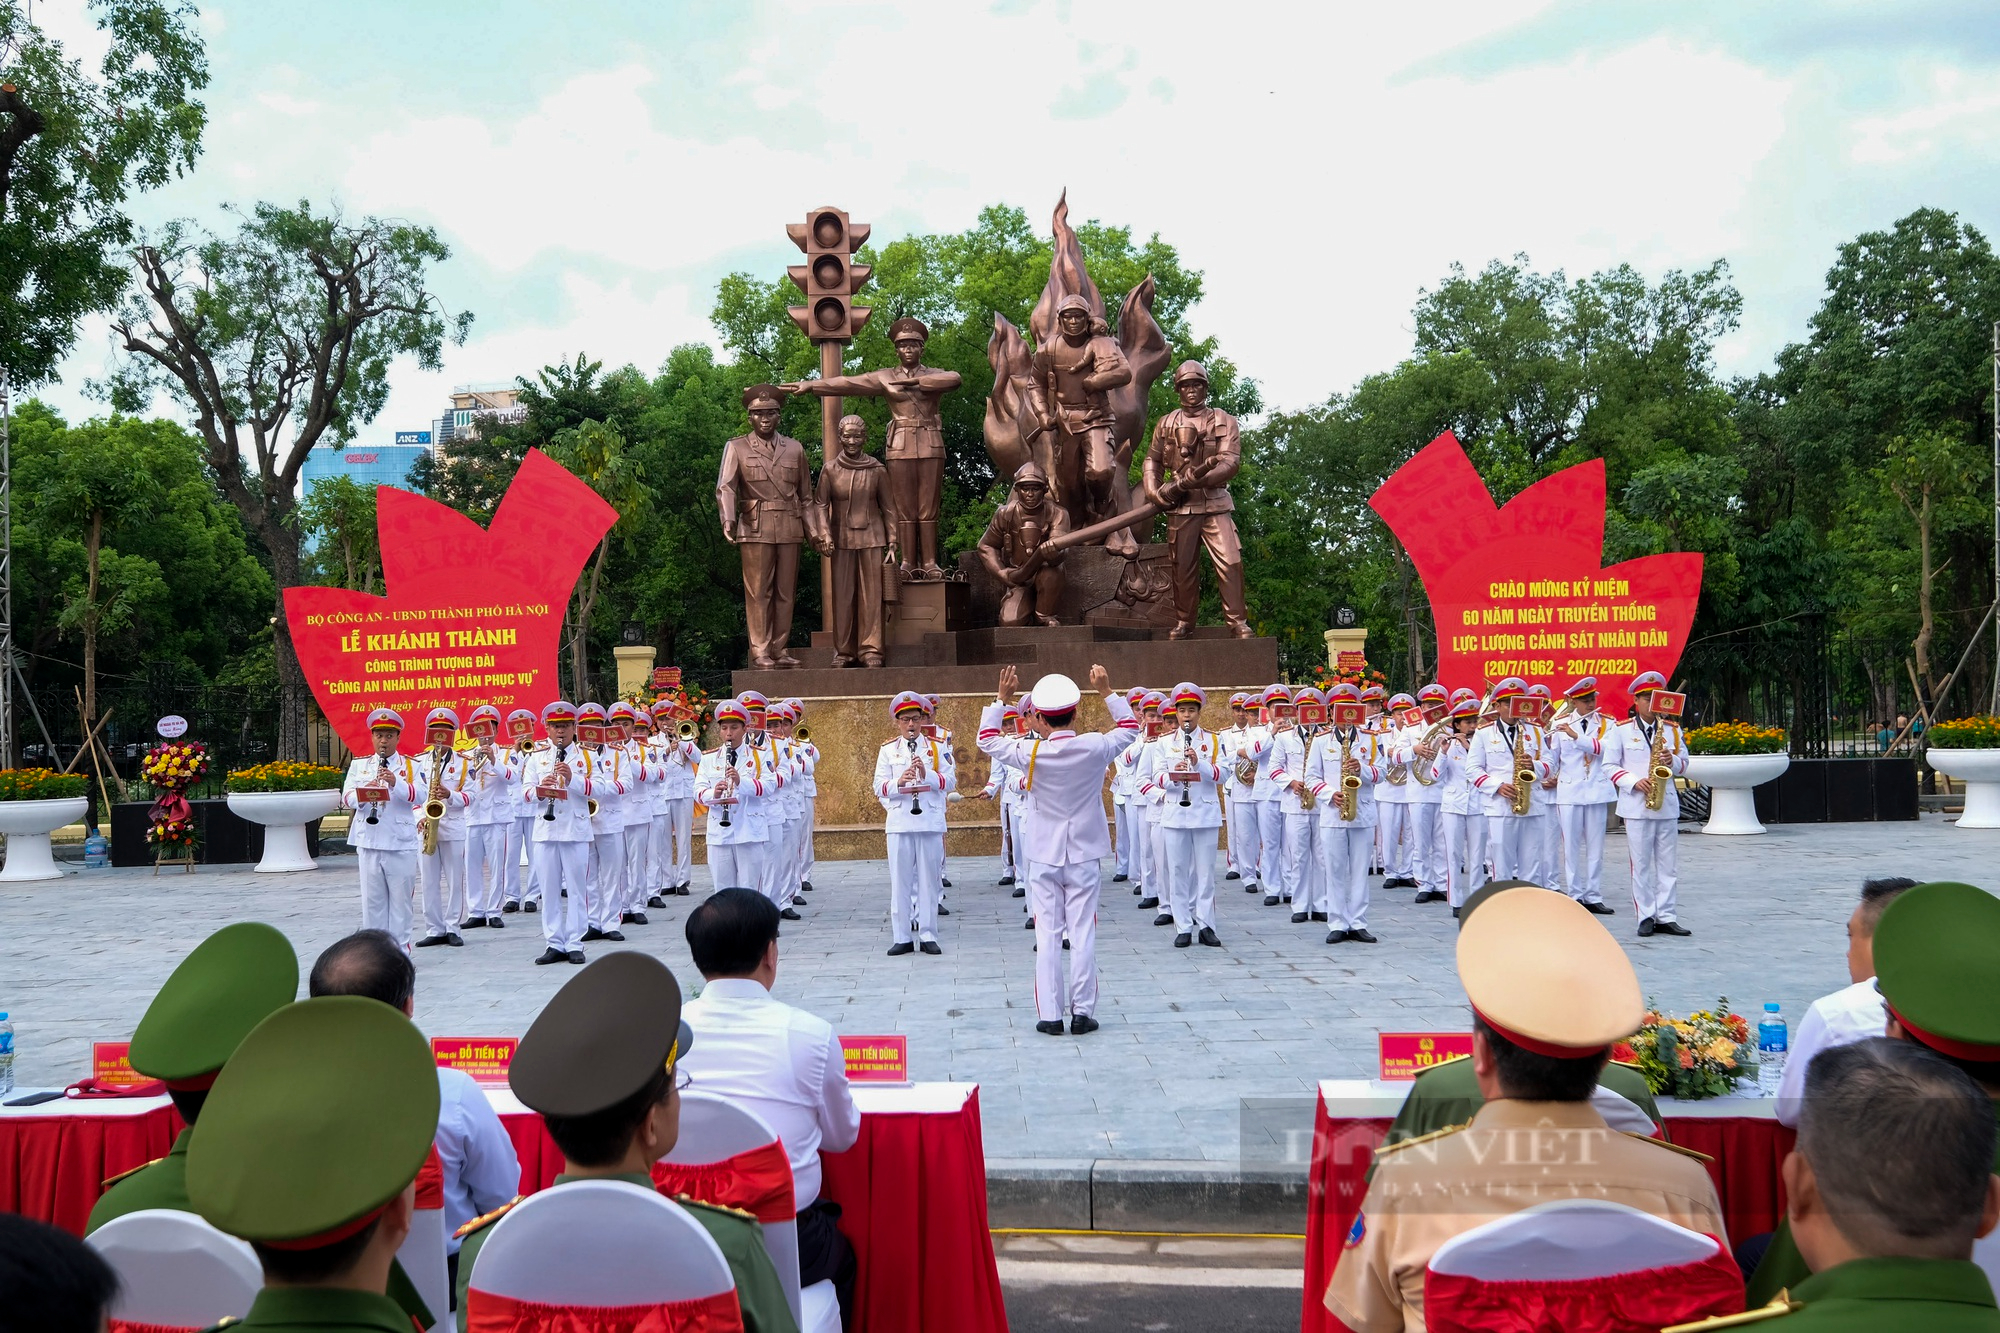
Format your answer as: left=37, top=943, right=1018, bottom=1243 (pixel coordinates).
left=1622, top=1130, right=1714, bottom=1163
left=102, top=1156, right=165, bottom=1189
left=453, top=1195, right=522, bottom=1239
left=1609, top=1058, right=1644, bottom=1070
left=1662, top=1293, right=1801, bottom=1332
left=674, top=1193, right=757, bottom=1222
left=1415, top=1054, right=1471, bottom=1073
left=1373, top=1120, right=1470, bottom=1157
left=197, top=1319, right=243, bottom=1332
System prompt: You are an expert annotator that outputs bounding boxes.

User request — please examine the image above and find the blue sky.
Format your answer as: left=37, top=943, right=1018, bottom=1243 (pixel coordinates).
left=31, top=0, right=2000, bottom=440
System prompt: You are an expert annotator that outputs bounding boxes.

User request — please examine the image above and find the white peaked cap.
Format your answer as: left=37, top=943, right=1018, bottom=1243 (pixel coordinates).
left=1029, top=673, right=1082, bottom=712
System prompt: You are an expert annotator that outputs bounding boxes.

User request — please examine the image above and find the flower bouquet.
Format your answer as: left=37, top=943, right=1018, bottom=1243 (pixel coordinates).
left=1685, top=722, right=1787, bottom=755
left=1614, top=998, right=1755, bottom=1099
left=141, top=741, right=210, bottom=862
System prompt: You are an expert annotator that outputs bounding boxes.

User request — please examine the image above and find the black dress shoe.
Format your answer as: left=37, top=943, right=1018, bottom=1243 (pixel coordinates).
left=1349, top=929, right=1379, bottom=944
left=998, top=875, right=1015, bottom=886
left=780, top=908, right=802, bottom=921
left=1112, top=873, right=1129, bottom=883
left=620, top=912, right=637, bottom=925
left=502, top=901, right=520, bottom=914
left=941, top=877, right=952, bottom=888
left=1198, top=927, right=1221, bottom=947
left=920, top=940, right=942, bottom=956
left=1225, top=870, right=1241, bottom=881
left=1310, top=911, right=1328, bottom=923
left=675, top=884, right=691, bottom=896
left=1174, top=932, right=1193, bottom=948
left=463, top=918, right=488, bottom=929
left=600, top=930, right=625, bottom=942
left=1246, top=882, right=1262, bottom=893
left=1637, top=917, right=1657, bottom=937
left=887, top=941, right=915, bottom=956
left=581, top=927, right=605, bottom=942
left=1062, top=938, right=1070, bottom=950
left=1011, top=885, right=1026, bottom=898
left=1025, top=916, right=1036, bottom=930
left=488, top=916, right=506, bottom=929
left=415, top=934, right=449, bottom=948
left=446, top=933, right=464, bottom=947
left=523, top=900, right=538, bottom=913
left=1655, top=920, right=1692, bottom=936
left=1263, top=894, right=1281, bottom=906
left=1137, top=896, right=1159, bottom=909
left=937, top=905, right=950, bottom=916
left=1036, top=1019, right=1066, bottom=1036
left=1132, top=884, right=1143, bottom=895
left=535, top=948, right=566, bottom=965
left=648, top=895, right=666, bottom=909
left=1451, top=907, right=1461, bottom=919
left=1070, top=1015, right=1099, bottom=1035
left=800, top=880, right=813, bottom=892
left=1153, top=912, right=1175, bottom=927
left=1325, top=929, right=1349, bottom=944
left=567, top=950, right=586, bottom=964
left=1583, top=900, right=1616, bottom=915
left=628, top=912, right=648, bottom=926
left=1291, top=911, right=1308, bottom=924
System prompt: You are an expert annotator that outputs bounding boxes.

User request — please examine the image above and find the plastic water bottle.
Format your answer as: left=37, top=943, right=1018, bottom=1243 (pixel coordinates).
left=1757, top=1002, right=1787, bottom=1096
left=83, top=831, right=109, bottom=868
left=0, top=1013, right=14, bottom=1097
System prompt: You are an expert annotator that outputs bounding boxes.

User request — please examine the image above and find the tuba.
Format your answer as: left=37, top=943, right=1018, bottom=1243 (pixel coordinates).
left=1234, top=752, right=1258, bottom=786
left=419, top=749, right=449, bottom=854
left=1510, top=723, right=1535, bottom=817
left=1645, top=720, right=1673, bottom=812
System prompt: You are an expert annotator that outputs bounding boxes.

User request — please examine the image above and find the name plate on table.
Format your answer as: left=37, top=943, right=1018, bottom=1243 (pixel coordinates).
left=433, top=1037, right=518, bottom=1086
left=1378, top=1032, right=1473, bottom=1080
left=91, top=1041, right=153, bottom=1089
left=840, top=1035, right=910, bottom=1085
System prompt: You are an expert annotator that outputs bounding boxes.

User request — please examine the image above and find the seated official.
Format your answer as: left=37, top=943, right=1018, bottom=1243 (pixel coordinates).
left=1750, top=1037, right=2000, bottom=1329
left=184, top=996, right=441, bottom=1333
left=0, top=1213, right=120, bottom=1333
left=310, top=930, right=521, bottom=1287
left=455, top=951, right=796, bottom=1333
left=683, top=889, right=862, bottom=1320
left=1326, top=889, right=1726, bottom=1332
left=1774, top=876, right=1915, bottom=1127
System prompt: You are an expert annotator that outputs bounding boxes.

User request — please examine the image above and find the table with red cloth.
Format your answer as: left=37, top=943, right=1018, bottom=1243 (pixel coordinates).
left=1300, top=1079, right=1795, bottom=1333
left=2, top=1081, right=1007, bottom=1333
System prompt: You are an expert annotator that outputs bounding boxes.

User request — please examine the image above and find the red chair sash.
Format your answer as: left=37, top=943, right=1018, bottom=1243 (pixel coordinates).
left=650, top=1140, right=794, bottom=1225
left=466, top=1288, right=744, bottom=1333
left=415, top=1144, right=445, bottom=1210
left=1423, top=1244, right=1744, bottom=1333
left=109, top=1320, right=201, bottom=1333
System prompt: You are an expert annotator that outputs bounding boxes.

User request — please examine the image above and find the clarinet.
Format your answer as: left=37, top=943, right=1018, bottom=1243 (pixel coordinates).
left=365, top=755, right=389, bottom=824
left=908, top=735, right=924, bottom=815
left=719, top=745, right=737, bottom=828
left=541, top=742, right=567, bottom=821
left=1179, top=721, right=1197, bottom=806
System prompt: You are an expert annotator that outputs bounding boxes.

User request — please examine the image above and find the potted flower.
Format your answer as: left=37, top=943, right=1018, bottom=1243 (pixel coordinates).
left=225, top=761, right=346, bottom=872
left=0, top=769, right=91, bottom=881
left=1924, top=715, right=2000, bottom=830
left=140, top=741, right=210, bottom=869
left=1616, top=999, right=1755, bottom=1100
left=1683, top=723, right=1789, bottom=835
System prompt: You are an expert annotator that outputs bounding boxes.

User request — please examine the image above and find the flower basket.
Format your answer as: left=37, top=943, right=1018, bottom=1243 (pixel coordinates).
left=225, top=761, right=346, bottom=793
left=0, top=776, right=91, bottom=880
left=1926, top=716, right=2000, bottom=749
left=1615, top=999, right=1754, bottom=1100
left=0, top=769, right=89, bottom=802
left=1684, top=723, right=1787, bottom=756
left=1925, top=720, right=2000, bottom=829
left=141, top=741, right=210, bottom=870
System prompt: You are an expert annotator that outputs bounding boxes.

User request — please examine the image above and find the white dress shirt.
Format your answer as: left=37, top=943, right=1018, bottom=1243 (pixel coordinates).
left=433, top=1067, right=521, bottom=1253
left=1774, top=977, right=1886, bottom=1127
left=680, top=977, right=862, bottom=1210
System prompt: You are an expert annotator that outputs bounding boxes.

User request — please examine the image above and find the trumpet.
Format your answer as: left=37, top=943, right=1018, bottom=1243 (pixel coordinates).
left=419, top=746, right=449, bottom=854
left=795, top=723, right=811, bottom=745
left=677, top=719, right=699, bottom=741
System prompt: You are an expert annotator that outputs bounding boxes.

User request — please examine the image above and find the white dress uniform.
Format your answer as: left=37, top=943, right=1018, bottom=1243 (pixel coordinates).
left=1465, top=717, right=1554, bottom=882
left=1110, top=748, right=1135, bottom=883
left=1375, top=726, right=1414, bottom=884
left=1608, top=714, right=1689, bottom=926
left=342, top=751, right=423, bottom=944
left=1306, top=725, right=1388, bottom=936
left=1134, top=730, right=1176, bottom=913
left=1145, top=725, right=1225, bottom=939
left=522, top=741, right=592, bottom=955
left=1435, top=732, right=1482, bottom=906
left=616, top=737, right=656, bottom=914
left=582, top=745, right=630, bottom=933
left=780, top=736, right=817, bottom=909
left=1216, top=720, right=1247, bottom=879
left=978, top=691, right=1141, bottom=1024
left=1112, top=729, right=1150, bottom=900
left=1397, top=719, right=1447, bottom=899
left=874, top=729, right=954, bottom=947
left=415, top=749, right=475, bottom=940
left=462, top=745, right=515, bottom=924
left=743, top=732, right=794, bottom=909
left=695, top=739, right=779, bottom=894
left=653, top=727, right=700, bottom=896
left=1551, top=710, right=1619, bottom=908
left=1246, top=723, right=1287, bottom=898
left=790, top=731, right=820, bottom=896
left=1264, top=724, right=1319, bottom=913
left=1224, top=722, right=1266, bottom=891
left=508, top=741, right=541, bottom=910
left=982, top=757, right=1022, bottom=881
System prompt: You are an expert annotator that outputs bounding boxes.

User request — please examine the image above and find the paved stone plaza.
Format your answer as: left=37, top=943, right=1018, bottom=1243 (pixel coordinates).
left=3, top=817, right=1994, bottom=1164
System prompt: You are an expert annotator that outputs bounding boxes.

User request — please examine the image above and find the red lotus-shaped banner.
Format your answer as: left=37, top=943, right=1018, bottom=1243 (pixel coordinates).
left=1369, top=433, right=1702, bottom=718
left=285, top=449, right=617, bottom=755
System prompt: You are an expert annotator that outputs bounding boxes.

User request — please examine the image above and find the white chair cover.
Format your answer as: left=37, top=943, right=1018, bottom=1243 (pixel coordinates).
left=396, top=1203, right=451, bottom=1327
left=1590, top=1085, right=1659, bottom=1135
left=1974, top=1230, right=2000, bottom=1292
left=468, top=1179, right=735, bottom=1305
left=664, top=1092, right=829, bottom=1330
left=87, top=1208, right=261, bottom=1329
left=1429, top=1199, right=1718, bottom=1280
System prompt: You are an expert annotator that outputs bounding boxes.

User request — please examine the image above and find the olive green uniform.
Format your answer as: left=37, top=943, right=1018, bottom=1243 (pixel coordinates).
left=1688, top=1258, right=2000, bottom=1332
left=202, top=1286, right=415, bottom=1332
left=1379, top=1055, right=1660, bottom=1148
left=452, top=1173, right=797, bottom=1333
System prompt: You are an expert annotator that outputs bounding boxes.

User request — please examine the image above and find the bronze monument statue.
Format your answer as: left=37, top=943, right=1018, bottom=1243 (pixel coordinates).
left=1141, top=360, right=1252, bottom=639
left=811, top=413, right=892, bottom=667
left=1028, top=294, right=1137, bottom=556
left=977, top=461, right=1071, bottom=627
left=717, top=384, right=810, bottom=669
left=782, top=315, right=961, bottom=581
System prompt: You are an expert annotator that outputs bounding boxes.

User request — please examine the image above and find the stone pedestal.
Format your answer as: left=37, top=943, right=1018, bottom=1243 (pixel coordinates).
left=1324, top=626, right=1368, bottom=669
left=956, top=543, right=1180, bottom=630
left=886, top=578, right=970, bottom=646
left=613, top=644, right=657, bottom=696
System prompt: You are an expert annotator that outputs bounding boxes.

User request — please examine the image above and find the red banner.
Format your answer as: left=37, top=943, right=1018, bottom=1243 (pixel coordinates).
left=840, top=1034, right=910, bottom=1084
left=90, top=1042, right=152, bottom=1090
left=432, top=1036, right=518, bottom=1087
left=284, top=450, right=616, bottom=755
left=652, top=666, right=681, bottom=691
left=1378, top=1032, right=1475, bottom=1080
left=1370, top=433, right=1702, bottom=718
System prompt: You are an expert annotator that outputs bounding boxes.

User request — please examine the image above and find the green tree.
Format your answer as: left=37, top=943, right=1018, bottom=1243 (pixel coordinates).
left=287, top=474, right=381, bottom=592
left=0, top=0, right=206, bottom=386
left=103, top=201, right=471, bottom=755
left=544, top=416, right=651, bottom=697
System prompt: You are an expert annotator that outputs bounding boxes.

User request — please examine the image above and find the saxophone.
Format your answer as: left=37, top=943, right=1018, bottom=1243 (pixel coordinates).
left=1510, top=723, right=1535, bottom=817
left=419, top=747, right=449, bottom=854
left=1645, top=719, right=1674, bottom=812
left=1339, top=742, right=1361, bottom=822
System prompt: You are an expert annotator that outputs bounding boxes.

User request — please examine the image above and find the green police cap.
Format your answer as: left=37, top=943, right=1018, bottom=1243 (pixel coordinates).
left=510, top=951, right=692, bottom=1117
left=1875, top=881, right=2000, bottom=1062
left=186, top=996, right=439, bottom=1246
left=129, top=922, right=298, bottom=1087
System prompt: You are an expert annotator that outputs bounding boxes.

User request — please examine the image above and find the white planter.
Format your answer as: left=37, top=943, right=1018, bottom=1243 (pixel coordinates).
left=0, top=796, right=89, bottom=881
left=226, top=789, right=343, bottom=872
left=1926, top=748, right=2000, bottom=830
left=1684, top=752, right=1791, bottom=836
